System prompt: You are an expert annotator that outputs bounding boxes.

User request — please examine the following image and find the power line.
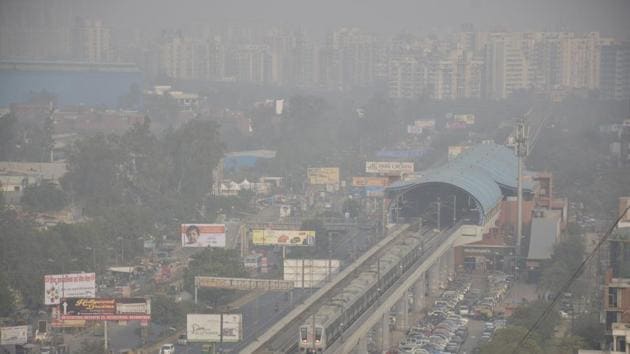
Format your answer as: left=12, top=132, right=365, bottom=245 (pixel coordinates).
left=514, top=206, right=630, bottom=351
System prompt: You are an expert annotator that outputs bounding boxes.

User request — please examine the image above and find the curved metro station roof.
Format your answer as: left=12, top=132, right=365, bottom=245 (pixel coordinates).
left=386, top=142, right=525, bottom=224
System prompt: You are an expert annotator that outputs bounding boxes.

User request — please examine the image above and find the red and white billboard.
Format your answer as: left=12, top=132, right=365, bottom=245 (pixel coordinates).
left=44, top=273, right=96, bottom=305
left=181, top=224, right=226, bottom=248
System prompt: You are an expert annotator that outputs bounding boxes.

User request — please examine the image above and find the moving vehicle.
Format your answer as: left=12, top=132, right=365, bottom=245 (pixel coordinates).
left=160, top=344, right=175, bottom=354
left=177, top=334, right=188, bottom=345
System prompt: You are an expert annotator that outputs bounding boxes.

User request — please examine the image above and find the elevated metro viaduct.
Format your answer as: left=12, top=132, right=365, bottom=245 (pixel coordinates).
left=327, top=142, right=534, bottom=353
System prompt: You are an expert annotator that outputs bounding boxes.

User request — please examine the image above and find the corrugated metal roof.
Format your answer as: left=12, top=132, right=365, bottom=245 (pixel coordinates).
left=386, top=142, right=527, bottom=224
left=527, top=213, right=560, bottom=260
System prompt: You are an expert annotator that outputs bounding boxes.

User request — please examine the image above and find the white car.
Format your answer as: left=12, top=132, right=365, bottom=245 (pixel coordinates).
left=160, top=344, right=175, bottom=354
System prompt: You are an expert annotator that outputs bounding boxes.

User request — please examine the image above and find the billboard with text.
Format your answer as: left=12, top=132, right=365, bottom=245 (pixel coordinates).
left=44, top=273, right=96, bottom=305
left=283, top=259, right=341, bottom=288
left=307, top=167, right=339, bottom=185
left=195, top=276, right=293, bottom=291
left=187, top=314, right=242, bottom=342
left=252, top=229, right=315, bottom=246
left=181, top=224, right=226, bottom=248
left=351, top=177, right=389, bottom=187
left=0, top=325, right=29, bottom=345
left=448, top=145, right=471, bottom=160
left=60, top=298, right=151, bottom=321
left=365, top=161, right=414, bottom=176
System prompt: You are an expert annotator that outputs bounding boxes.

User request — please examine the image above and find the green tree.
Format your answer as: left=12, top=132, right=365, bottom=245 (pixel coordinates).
left=0, top=272, right=15, bottom=316
left=77, top=339, right=106, bottom=354
left=61, top=133, right=125, bottom=213
left=572, top=312, right=605, bottom=349
left=480, top=326, right=543, bottom=354
left=539, top=233, right=586, bottom=296
left=21, top=182, right=68, bottom=212
left=162, top=119, right=224, bottom=215
left=546, top=336, right=587, bottom=354
left=183, top=248, right=247, bottom=305
left=509, top=300, right=560, bottom=342
left=0, top=111, right=18, bottom=160
left=151, top=294, right=194, bottom=327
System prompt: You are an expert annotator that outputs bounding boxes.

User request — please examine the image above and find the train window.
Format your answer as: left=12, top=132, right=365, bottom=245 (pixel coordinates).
left=315, top=327, right=323, bottom=342
left=300, top=327, right=308, bottom=342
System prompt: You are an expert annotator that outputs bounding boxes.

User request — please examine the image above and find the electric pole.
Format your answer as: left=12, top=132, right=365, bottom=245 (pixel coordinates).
left=515, top=116, right=529, bottom=277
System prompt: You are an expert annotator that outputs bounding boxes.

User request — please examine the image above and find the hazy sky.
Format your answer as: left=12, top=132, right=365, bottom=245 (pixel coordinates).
left=2, top=0, right=629, bottom=38
left=88, top=0, right=630, bottom=37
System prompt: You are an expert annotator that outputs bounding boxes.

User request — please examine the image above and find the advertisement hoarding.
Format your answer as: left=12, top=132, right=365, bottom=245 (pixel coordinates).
left=375, top=149, right=427, bottom=159
left=187, top=314, right=242, bottom=343
left=283, top=259, right=341, bottom=288
left=0, top=325, right=29, bottom=345
left=414, top=119, right=436, bottom=129
left=454, top=114, right=475, bottom=125
left=446, top=121, right=468, bottom=129
left=307, top=167, right=339, bottom=185
left=252, top=230, right=315, bottom=246
left=351, top=177, right=389, bottom=187
left=181, top=224, right=226, bottom=248
left=448, top=145, right=471, bottom=160
left=195, top=276, right=294, bottom=291
left=44, top=273, right=96, bottom=305
left=365, top=161, right=414, bottom=176
left=60, top=298, right=151, bottom=321
left=407, top=125, right=423, bottom=134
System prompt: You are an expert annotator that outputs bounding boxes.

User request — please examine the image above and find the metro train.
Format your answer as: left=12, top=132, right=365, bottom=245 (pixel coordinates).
left=298, top=228, right=434, bottom=352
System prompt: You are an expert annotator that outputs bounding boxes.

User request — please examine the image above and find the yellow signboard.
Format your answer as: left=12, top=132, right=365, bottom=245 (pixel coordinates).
left=448, top=145, right=471, bottom=160
left=307, top=167, right=339, bottom=185
left=351, top=177, right=389, bottom=187
left=252, top=229, right=315, bottom=246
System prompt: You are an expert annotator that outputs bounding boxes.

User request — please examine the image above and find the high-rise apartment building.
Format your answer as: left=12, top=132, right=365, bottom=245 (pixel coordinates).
left=388, top=56, right=425, bottom=99
left=560, top=32, right=601, bottom=90
left=600, top=41, right=630, bottom=101
left=483, top=33, right=530, bottom=99
left=71, top=18, right=113, bottom=62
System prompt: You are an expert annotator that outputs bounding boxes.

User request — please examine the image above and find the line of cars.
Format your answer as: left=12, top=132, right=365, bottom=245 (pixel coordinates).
left=398, top=277, right=472, bottom=354
left=470, top=272, right=512, bottom=321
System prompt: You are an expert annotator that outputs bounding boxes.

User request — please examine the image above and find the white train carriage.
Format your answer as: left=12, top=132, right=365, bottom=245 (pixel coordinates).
left=299, top=229, right=432, bottom=352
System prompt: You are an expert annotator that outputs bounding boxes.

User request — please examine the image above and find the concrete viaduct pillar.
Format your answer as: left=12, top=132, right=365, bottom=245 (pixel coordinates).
left=352, top=334, right=368, bottom=354
left=397, top=292, right=409, bottom=330
left=413, top=277, right=426, bottom=312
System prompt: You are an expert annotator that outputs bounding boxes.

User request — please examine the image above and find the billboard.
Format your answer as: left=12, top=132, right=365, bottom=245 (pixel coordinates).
left=60, top=298, right=151, bottom=321
left=307, top=167, right=339, bottom=185
left=44, top=273, right=96, bottom=305
left=283, top=259, right=341, bottom=288
left=454, top=113, right=475, bottom=125
left=365, top=161, right=414, bottom=176
left=252, top=229, right=315, bottom=246
left=446, top=121, right=468, bottom=129
left=0, top=325, right=29, bottom=345
left=407, top=125, right=423, bottom=134
left=352, top=177, right=389, bottom=187
left=375, top=149, right=428, bottom=159
left=448, top=145, right=471, bottom=160
left=414, top=119, right=436, bottom=129
left=187, top=314, right=242, bottom=343
left=181, top=224, right=226, bottom=248
left=195, top=276, right=293, bottom=291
